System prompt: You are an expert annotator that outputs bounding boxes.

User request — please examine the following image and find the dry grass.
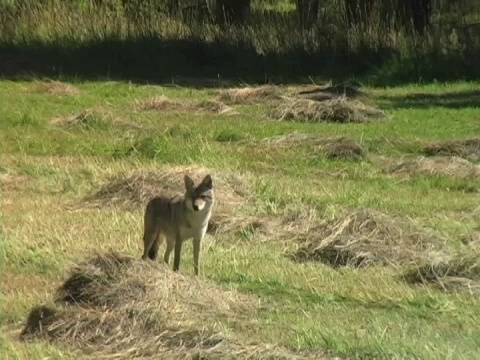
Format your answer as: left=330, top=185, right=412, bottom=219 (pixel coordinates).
left=217, top=86, right=283, bottom=104
left=18, top=253, right=239, bottom=358
left=292, top=84, right=364, bottom=101
left=403, top=254, right=480, bottom=294
left=271, top=96, right=385, bottom=123
left=27, top=81, right=80, bottom=96
left=424, top=138, right=480, bottom=162
left=20, top=252, right=327, bottom=359
left=135, top=95, right=180, bottom=111
left=292, top=209, right=444, bottom=268
left=79, top=167, right=251, bottom=213
left=260, top=134, right=366, bottom=162
left=194, top=100, right=239, bottom=115
left=462, top=230, right=480, bottom=247
left=0, top=173, right=30, bottom=191
left=384, top=156, right=480, bottom=179
left=135, top=96, right=238, bottom=115
left=50, top=108, right=140, bottom=129
left=261, top=133, right=334, bottom=147
left=325, top=137, right=367, bottom=162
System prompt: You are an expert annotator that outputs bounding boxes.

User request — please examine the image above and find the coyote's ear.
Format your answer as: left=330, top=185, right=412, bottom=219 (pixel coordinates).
left=201, top=174, right=213, bottom=189
left=184, top=174, right=195, bottom=191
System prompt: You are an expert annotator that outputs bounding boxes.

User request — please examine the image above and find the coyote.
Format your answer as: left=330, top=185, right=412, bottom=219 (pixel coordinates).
left=141, top=174, right=214, bottom=275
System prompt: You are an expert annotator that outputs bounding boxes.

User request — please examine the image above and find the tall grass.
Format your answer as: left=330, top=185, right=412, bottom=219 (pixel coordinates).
left=1, top=0, right=479, bottom=84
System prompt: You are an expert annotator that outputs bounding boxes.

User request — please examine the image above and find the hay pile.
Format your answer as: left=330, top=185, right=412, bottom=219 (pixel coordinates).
left=135, top=96, right=237, bottom=115
left=22, top=253, right=327, bottom=359
left=424, top=138, right=480, bottom=162
left=292, top=209, right=444, bottom=268
left=403, top=254, right=480, bottom=294
left=325, top=137, right=366, bottom=161
left=217, top=86, right=282, bottom=104
left=80, top=166, right=251, bottom=213
left=50, top=109, right=138, bottom=129
left=386, top=156, right=480, bottom=179
left=292, top=84, right=364, bottom=101
left=28, top=81, right=80, bottom=96
left=271, top=97, right=385, bottom=123
left=261, top=134, right=367, bottom=162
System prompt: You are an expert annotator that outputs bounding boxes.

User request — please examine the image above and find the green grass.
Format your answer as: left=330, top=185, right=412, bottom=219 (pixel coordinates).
left=1, top=79, right=480, bottom=359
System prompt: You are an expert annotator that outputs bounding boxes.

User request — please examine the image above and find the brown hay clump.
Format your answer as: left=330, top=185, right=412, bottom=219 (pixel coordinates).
left=260, top=134, right=366, bottom=162
left=135, top=95, right=181, bottom=111
left=292, top=209, right=444, bottom=268
left=80, top=167, right=251, bottom=215
left=135, top=96, right=237, bottom=115
left=292, top=84, right=364, bottom=101
left=325, top=137, right=367, bottom=161
left=50, top=109, right=138, bottom=130
left=272, top=97, right=385, bottom=123
left=21, top=253, right=323, bottom=359
left=28, top=81, right=80, bottom=96
left=217, top=86, right=283, bottom=104
left=191, top=100, right=238, bottom=116
left=424, top=138, right=480, bottom=162
left=386, top=156, right=480, bottom=179
left=403, top=254, right=480, bottom=294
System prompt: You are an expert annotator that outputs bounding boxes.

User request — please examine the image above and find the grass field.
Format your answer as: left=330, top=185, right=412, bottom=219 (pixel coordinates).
left=1, top=78, right=480, bottom=359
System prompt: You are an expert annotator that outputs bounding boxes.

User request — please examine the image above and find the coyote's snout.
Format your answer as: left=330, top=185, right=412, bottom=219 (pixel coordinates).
left=141, top=174, right=214, bottom=275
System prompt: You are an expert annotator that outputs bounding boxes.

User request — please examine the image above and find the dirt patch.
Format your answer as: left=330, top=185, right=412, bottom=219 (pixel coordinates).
left=403, top=254, right=480, bottom=294
left=21, top=253, right=327, bottom=359
left=217, top=86, right=283, bottom=104
left=383, top=156, right=480, bottom=179
left=292, top=209, right=444, bottom=268
left=135, top=96, right=238, bottom=115
left=27, top=81, right=81, bottom=96
left=50, top=109, right=140, bottom=130
left=423, top=138, right=480, bottom=162
left=271, top=97, right=385, bottom=123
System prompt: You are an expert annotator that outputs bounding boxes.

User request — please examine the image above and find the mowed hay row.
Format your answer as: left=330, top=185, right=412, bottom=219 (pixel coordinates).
left=19, top=253, right=243, bottom=359
left=21, top=252, right=326, bottom=359
left=403, top=253, right=480, bottom=294
left=289, top=84, right=365, bottom=102
left=79, top=166, right=252, bottom=214
left=26, top=80, right=81, bottom=96
left=134, top=95, right=238, bottom=116
left=383, top=156, right=480, bottom=179
left=271, top=96, right=385, bottom=123
left=292, top=209, right=445, bottom=268
left=50, top=108, right=140, bottom=130
left=423, top=138, right=480, bottom=162
left=261, top=134, right=367, bottom=162
left=217, top=86, right=283, bottom=104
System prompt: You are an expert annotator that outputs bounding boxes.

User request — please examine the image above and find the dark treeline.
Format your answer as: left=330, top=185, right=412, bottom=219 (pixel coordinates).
left=1, top=0, right=479, bottom=85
